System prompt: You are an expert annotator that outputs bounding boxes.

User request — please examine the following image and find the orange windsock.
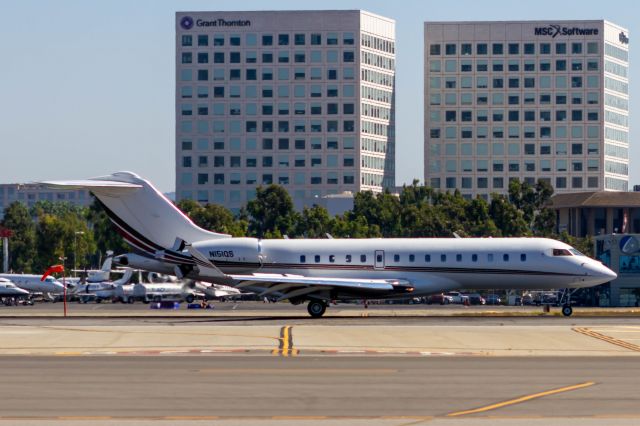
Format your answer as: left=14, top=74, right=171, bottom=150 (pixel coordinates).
left=41, top=264, right=64, bottom=281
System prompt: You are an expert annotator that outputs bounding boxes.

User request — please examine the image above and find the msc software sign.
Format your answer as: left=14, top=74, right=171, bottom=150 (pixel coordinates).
left=180, top=16, right=251, bottom=29
left=534, top=24, right=599, bottom=38
left=619, top=31, right=629, bottom=44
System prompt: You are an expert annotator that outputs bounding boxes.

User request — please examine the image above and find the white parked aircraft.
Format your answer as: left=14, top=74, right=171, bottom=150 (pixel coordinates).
left=67, top=251, right=116, bottom=287
left=72, top=269, right=134, bottom=303
left=0, top=273, right=65, bottom=296
left=43, top=172, right=617, bottom=317
left=113, top=254, right=244, bottom=301
left=0, top=278, right=30, bottom=297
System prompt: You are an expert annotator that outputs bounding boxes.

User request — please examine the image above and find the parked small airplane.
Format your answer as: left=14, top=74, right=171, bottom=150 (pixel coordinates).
left=43, top=172, right=617, bottom=317
left=0, top=278, right=31, bottom=297
left=0, top=273, right=65, bottom=297
left=72, top=269, right=134, bottom=303
left=66, top=251, right=124, bottom=288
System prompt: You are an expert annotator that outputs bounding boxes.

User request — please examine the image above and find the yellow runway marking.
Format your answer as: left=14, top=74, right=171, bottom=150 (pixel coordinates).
left=574, top=327, right=640, bottom=352
left=446, top=381, right=595, bottom=417
left=272, top=325, right=298, bottom=357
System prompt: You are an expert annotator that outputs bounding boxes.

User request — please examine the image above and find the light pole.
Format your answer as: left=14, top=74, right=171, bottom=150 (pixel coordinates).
left=58, top=256, right=68, bottom=317
left=74, top=231, right=84, bottom=277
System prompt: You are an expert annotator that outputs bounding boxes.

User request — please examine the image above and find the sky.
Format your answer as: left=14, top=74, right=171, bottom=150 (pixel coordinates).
left=0, top=0, right=638, bottom=193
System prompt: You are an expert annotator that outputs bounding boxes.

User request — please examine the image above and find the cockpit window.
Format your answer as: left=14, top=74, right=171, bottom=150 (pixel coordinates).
left=569, top=249, right=586, bottom=256
left=553, top=249, right=572, bottom=256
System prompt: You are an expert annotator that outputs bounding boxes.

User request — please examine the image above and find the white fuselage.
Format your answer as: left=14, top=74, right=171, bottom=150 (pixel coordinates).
left=181, top=237, right=614, bottom=297
left=0, top=274, right=65, bottom=295
left=0, top=278, right=30, bottom=297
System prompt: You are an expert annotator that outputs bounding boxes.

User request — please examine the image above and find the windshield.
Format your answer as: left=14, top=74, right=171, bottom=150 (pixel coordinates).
left=569, top=248, right=586, bottom=256
left=552, top=249, right=572, bottom=256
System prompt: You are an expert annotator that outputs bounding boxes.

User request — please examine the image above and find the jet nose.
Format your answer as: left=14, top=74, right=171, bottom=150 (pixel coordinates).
left=602, top=266, right=617, bottom=280
left=585, top=262, right=617, bottom=281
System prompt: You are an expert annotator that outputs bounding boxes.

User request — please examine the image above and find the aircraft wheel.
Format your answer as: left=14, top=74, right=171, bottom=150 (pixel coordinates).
left=562, top=305, right=573, bottom=317
left=128, top=298, right=134, bottom=304
left=95, top=298, right=102, bottom=304
left=185, top=295, right=195, bottom=304
left=307, top=300, right=327, bottom=318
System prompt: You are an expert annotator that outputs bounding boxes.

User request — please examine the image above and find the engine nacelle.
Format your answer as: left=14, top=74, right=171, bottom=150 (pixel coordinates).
left=193, top=238, right=261, bottom=274
left=114, top=253, right=176, bottom=275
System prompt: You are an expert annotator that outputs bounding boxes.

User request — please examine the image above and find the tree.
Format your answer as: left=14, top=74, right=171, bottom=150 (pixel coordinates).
left=349, top=190, right=401, bottom=237
left=296, top=205, right=334, bottom=238
left=247, top=185, right=298, bottom=238
left=87, top=200, right=129, bottom=259
left=176, top=199, right=247, bottom=237
left=464, top=197, right=499, bottom=237
left=0, top=202, right=36, bottom=272
left=508, top=179, right=556, bottom=236
left=34, top=208, right=96, bottom=272
left=489, top=194, right=530, bottom=237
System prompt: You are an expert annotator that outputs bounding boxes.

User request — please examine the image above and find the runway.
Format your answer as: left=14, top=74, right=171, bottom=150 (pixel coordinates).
left=0, top=356, right=638, bottom=425
left=2, top=313, right=640, bottom=425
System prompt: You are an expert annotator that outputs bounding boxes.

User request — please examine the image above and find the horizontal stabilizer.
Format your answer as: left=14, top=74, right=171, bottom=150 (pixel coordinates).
left=41, top=180, right=142, bottom=191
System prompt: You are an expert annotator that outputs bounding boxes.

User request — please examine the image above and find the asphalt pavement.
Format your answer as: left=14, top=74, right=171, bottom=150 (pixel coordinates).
left=0, top=356, right=638, bottom=424
left=1, top=305, right=640, bottom=425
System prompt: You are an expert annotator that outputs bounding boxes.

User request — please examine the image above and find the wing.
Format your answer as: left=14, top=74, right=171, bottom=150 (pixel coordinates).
left=176, top=240, right=414, bottom=302
left=228, top=273, right=414, bottom=301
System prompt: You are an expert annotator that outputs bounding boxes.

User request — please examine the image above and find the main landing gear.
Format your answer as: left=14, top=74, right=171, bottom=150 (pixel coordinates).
left=307, top=300, right=327, bottom=318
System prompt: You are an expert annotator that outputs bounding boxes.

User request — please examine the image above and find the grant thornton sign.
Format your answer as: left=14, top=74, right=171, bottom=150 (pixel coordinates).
left=180, top=16, right=251, bottom=29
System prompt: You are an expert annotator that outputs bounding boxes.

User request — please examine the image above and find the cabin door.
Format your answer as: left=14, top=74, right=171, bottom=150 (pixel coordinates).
left=374, top=250, right=385, bottom=270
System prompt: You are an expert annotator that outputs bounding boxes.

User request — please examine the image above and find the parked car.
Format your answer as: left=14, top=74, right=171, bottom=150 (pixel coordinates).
left=427, top=293, right=454, bottom=305
left=445, top=291, right=469, bottom=304
left=522, top=293, right=534, bottom=305
left=485, top=294, right=502, bottom=305
left=465, top=293, right=486, bottom=305
left=534, top=292, right=559, bottom=306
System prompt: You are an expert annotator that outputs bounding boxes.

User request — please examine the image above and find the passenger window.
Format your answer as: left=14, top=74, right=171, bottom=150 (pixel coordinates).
left=300, top=255, right=306, bottom=263
left=329, top=255, right=335, bottom=263
left=520, top=253, right=526, bottom=261
left=409, top=254, right=415, bottom=262
left=456, top=254, right=462, bottom=262
left=503, top=254, right=509, bottom=261
left=488, top=253, right=494, bottom=262
left=346, top=254, right=352, bottom=263
left=441, top=254, right=447, bottom=262
left=360, top=254, right=367, bottom=262
left=315, top=255, right=320, bottom=263
left=425, top=254, right=431, bottom=262
left=377, top=254, right=383, bottom=262
left=394, top=254, right=400, bottom=262
left=472, top=254, right=478, bottom=262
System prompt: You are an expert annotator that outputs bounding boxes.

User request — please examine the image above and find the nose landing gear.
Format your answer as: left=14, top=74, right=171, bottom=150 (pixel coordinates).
left=559, top=288, right=576, bottom=317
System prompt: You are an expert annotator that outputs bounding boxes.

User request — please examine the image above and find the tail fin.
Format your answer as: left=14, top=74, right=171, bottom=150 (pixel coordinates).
left=41, top=172, right=230, bottom=255
left=87, top=251, right=114, bottom=283
left=114, top=268, right=134, bottom=286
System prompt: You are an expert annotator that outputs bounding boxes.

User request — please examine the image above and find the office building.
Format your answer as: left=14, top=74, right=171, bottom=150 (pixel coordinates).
left=0, top=184, right=91, bottom=219
left=595, top=233, right=640, bottom=306
left=176, top=10, right=396, bottom=211
left=424, top=20, right=629, bottom=198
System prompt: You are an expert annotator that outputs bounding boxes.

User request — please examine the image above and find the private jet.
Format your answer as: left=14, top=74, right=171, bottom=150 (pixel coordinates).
left=0, top=278, right=31, bottom=298
left=43, top=172, right=617, bottom=317
left=0, top=273, right=65, bottom=298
